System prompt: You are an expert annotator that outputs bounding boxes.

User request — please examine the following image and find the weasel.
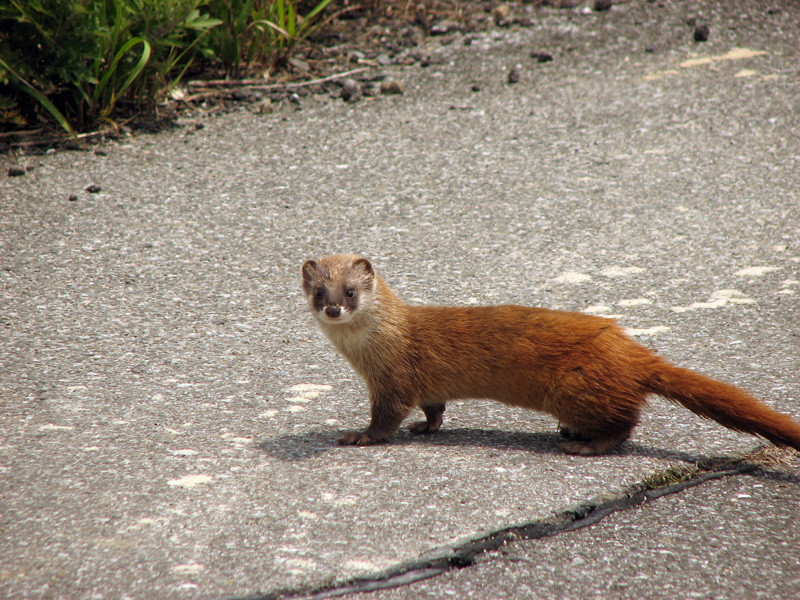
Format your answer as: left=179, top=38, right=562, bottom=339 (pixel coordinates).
left=301, top=254, right=800, bottom=455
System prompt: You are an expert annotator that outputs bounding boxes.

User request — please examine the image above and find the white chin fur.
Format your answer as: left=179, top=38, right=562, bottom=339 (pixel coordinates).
left=315, top=309, right=354, bottom=324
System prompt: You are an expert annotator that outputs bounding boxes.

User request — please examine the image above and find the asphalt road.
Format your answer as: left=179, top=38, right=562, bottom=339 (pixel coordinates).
left=331, top=451, right=800, bottom=600
left=2, top=1, right=799, bottom=599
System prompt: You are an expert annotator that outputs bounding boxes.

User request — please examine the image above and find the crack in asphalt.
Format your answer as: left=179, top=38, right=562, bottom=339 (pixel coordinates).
left=233, top=459, right=762, bottom=600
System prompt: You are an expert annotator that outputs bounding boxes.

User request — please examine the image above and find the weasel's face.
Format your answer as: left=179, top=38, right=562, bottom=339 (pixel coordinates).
left=301, top=255, right=375, bottom=326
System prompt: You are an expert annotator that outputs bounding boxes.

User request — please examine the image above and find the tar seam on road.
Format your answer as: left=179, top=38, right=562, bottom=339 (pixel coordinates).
left=229, top=460, right=762, bottom=600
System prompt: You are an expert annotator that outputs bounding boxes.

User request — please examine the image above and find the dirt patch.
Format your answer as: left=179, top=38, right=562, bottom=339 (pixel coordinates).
left=2, top=1, right=579, bottom=153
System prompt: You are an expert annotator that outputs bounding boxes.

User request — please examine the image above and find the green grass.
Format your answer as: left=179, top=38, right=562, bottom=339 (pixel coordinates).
left=640, top=465, right=699, bottom=490
left=0, top=0, right=333, bottom=135
left=210, top=0, right=333, bottom=77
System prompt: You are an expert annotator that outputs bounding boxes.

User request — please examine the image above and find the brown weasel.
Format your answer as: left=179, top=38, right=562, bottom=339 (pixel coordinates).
left=301, top=254, right=800, bottom=455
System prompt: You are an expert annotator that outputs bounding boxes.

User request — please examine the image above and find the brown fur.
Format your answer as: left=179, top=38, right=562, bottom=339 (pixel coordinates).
left=301, top=254, right=800, bottom=455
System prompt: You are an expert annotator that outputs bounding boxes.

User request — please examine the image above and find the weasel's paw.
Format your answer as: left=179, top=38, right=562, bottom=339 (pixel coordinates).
left=559, top=440, right=600, bottom=456
left=559, top=429, right=631, bottom=456
left=337, top=431, right=385, bottom=445
left=408, top=420, right=440, bottom=435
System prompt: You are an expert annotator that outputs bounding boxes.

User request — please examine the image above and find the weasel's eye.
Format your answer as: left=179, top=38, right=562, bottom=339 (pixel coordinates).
left=315, top=289, right=324, bottom=298
left=346, top=289, right=355, bottom=298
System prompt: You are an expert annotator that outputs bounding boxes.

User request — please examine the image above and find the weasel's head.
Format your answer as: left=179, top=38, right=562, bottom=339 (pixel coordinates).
left=301, top=254, right=377, bottom=326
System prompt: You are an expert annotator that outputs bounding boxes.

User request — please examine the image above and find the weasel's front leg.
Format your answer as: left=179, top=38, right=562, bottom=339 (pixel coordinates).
left=408, top=402, right=446, bottom=434
left=338, top=390, right=413, bottom=445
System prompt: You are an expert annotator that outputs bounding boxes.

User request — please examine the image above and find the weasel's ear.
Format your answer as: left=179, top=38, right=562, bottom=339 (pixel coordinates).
left=301, top=260, right=318, bottom=292
left=352, top=257, right=374, bottom=278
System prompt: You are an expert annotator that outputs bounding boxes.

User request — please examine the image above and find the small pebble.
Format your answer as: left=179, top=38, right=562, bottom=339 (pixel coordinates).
left=287, top=57, right=310, bottom=72
left=256, top=98, right=274, bottom=114
left=8, top=167, right=25, bottom=177
left=340, top=78, right=362, bottom=103
left=379, top=78, right=405, bottom=95
left=531, top=51, right=553, bottom=63
left=507, top=65, right=521, bottom=84
left=86, top=184, right=101, bottom=193
left=492, top=5, right=511, bottom=22
left=594, top=0, right=613, bottom=11
left=694, top=24, right=710, bottom=42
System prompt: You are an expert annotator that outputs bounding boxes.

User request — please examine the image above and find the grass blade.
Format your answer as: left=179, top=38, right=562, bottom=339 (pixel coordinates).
left=0, top=57, right=76, bottom=137
left=303, top=0, right=333, bottom=24
left=94, top=37, right=152, bottom=105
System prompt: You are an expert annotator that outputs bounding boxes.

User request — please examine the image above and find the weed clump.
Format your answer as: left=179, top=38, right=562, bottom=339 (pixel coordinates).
left=0, top=0, right=332, bottom=135
left=640, top=465, right=700, bottom=490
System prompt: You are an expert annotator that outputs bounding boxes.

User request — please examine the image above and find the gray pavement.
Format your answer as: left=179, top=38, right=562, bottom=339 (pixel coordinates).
left=2, top=1, right=799, bottom=599
left=335, top=451, right=800, bottom=600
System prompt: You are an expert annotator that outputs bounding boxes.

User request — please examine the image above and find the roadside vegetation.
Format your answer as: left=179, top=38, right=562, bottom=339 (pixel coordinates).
left=0, top=0, right=337, bottom=136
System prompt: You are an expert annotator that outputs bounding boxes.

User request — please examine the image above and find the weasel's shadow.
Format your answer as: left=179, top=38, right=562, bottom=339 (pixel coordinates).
left=257, top=426, right=714, bottom=466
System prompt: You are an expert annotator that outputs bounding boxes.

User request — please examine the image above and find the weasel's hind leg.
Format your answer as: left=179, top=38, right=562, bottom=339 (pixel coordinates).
left=409, top=402, right=446, bottom=435
left=556, top=394, right=641, bottom=455
left=558, top=426, right=634, bottom=455
left=559, top=426, right=590, bottom=441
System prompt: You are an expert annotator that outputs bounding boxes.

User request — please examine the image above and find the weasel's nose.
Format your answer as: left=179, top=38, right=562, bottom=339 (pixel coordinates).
left=325, top=306, right=341, bottom=319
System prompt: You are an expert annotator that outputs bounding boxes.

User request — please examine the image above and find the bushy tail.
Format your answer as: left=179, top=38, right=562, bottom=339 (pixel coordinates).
left=646, top=360, right=800, bottom=451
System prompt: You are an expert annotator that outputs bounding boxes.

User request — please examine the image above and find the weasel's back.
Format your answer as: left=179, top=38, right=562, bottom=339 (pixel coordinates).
left=402, top=305, right=654, bottom=406
left=407, top=304, right=621, bottom=359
